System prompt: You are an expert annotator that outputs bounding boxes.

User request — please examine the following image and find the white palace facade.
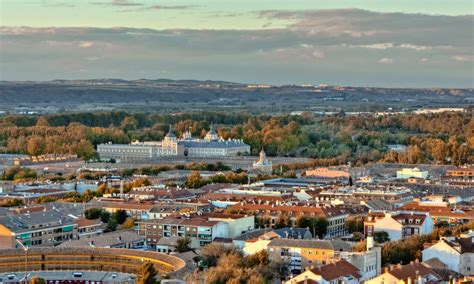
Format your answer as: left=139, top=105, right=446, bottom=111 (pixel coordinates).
left=97, top=126, right=250, bottom=162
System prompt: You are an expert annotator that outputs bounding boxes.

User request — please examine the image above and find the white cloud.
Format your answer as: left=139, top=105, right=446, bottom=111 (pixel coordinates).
left=378, top=58, right=394, bottom=64
left=78, top=41, right=94, bottom=48
left=452, top=55, right=472, bottom=62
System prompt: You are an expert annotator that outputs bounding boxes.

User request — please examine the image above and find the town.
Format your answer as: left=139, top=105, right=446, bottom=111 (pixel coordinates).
left=1, top=1, right=473, bottom=283
left=0, top=110, right=472, bottom=283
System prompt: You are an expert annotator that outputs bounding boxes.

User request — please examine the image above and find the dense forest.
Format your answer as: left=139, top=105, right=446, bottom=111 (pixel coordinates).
left=0, top=111, right=472, bottom=165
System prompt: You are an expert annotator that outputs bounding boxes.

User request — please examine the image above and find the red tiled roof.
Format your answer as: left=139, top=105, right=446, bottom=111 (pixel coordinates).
left=229, top=204, right=347, bottom=218
left=312, top=259, right=360, bottom=281
left=75, top=218, right=102, bottom=228
left=388, top=262, right=440, bottom=281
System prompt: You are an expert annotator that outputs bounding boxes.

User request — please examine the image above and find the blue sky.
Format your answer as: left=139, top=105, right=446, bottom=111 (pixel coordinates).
left=0, top=0, right=473, bottom=87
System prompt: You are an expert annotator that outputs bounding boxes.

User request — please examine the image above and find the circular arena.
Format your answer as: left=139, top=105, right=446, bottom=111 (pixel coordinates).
left=0, top=247, right=186, bottom=282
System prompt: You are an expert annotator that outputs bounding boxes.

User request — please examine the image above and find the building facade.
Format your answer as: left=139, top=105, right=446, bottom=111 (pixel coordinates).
left=0, top=210, right=78, bottom=248
left=136, top=217, right=229, bottom=249
left=97, top=126, right=250, bottom=161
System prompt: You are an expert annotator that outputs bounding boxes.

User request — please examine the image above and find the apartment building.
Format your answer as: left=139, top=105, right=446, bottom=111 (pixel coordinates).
left=229, top=203, right=349, bottom=238
left=0, top=210, right=78, bottom=248
left=136, top=217, right=229, bottom=249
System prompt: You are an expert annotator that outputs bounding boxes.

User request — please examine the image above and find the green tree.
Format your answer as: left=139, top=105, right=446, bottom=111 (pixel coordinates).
left=345, top=216, right=364, bottom=233
left=112, top=209, right=128, bottom=224
left=275, top=213, right=290, bottom=229
left=84, top=208, right=102, bottom=220
left=100, top=210, right=111, bottom=223
left=374, top=231, right=390, bottom=243
left=314, top=217, right=329, bottom=239
left=105, top=218, right=118, bottom=232
left=175, top=237, right=192, bottom=253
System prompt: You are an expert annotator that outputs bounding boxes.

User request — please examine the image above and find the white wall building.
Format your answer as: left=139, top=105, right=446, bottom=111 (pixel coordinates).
left=422, top=232, right=474, bottom=276
left=97, top=126, right=250, bottom=162
left=364, top=212, right=434, bottom=241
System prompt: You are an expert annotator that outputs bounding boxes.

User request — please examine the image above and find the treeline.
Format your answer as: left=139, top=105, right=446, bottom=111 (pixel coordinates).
left=0, top=111, right=471, bottom=165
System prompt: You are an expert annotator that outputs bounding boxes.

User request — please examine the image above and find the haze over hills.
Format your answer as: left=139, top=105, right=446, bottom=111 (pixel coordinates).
left=1, top=79, right=472, bottom=114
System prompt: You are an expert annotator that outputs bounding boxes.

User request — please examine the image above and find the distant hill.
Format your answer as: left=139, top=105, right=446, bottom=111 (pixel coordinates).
left=0, top=79, right=472, bottom=113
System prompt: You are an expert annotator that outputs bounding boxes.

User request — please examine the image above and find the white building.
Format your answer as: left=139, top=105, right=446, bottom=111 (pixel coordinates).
left=284, top=259, right=361, bottom=284
left=252, top=149, right=273, bottom=174
left=364, top=212, right=434, bottom=241
left=97, top=125, right=250, bottom=162
left=205, top=213, right=255, bottom=238
left=396, top=168, right=428, bottom=179
left=422, top=231, right=474, bottom=276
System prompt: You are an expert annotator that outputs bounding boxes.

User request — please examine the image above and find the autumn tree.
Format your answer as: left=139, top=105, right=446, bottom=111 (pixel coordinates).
left=137, top=262, right=157, bottom=284
left=186, top=171, right=204, bottom=189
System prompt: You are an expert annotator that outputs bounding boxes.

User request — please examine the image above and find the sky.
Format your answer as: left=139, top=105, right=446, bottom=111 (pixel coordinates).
left=0, top=0, right=473, bottom=87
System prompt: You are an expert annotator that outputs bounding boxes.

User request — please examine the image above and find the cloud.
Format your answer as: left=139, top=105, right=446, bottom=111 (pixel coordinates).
left=92, top=0, right=143, bottom=6
left=378, top=58, right=395, bottom=64
left=0, top=9, right=473, bottom=87
left=78, top=41, right=94, bottom=48
left=452, top=55, right=473, bottom=62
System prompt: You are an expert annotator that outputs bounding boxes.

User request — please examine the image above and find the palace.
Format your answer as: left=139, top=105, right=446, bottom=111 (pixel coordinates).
left=97, top=126, right=250, bottom=162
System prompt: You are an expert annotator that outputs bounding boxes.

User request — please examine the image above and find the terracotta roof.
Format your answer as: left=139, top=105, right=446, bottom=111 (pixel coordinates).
left=393, top=213, right=427, bottom=225
left=204, top=212, right=250, bottom=220
left=10, top=206, right=45, bottom=215
left=229, top=204, right=347, bottom=218
left=400, top=203, right=474, bottom=219
left=75, top=218, right=102, bottom=228
left=312, top=259, right=360, bottom=281
left=388, top=262, right=441, bottom=281
left=102, top=202, right=155, bottom=211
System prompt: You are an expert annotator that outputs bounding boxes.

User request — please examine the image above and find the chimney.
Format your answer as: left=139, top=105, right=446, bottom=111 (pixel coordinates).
left=366, top=236, right=374, bottom=251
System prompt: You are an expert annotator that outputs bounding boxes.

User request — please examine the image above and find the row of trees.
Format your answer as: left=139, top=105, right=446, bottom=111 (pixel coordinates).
left=84, top=207, right=134, bottom=232
left=1, top=111, right=471, bottom=165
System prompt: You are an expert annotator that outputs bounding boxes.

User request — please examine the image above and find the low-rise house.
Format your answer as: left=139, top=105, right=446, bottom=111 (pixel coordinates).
left=364, top=211, right=434, bottom=241
left=284, top=259, right=361, bottom=284
left=396, top=167, right=429, bottom=179
left=366, top=261, right=442, bottom=284
left=0, top=210, right=78, bottom=248
left=422, top=232, right=474, bottom=276
left=267, top=238, right=352, bottom=274
left=204, top=213, right=254, bottom=238
left=233, top=227, right=312, bottom=256
left=400, top=201, right=474, bottom=226
left=76, top=218, right=103, bottom=238
left=58, top=230, right=145, bottom=249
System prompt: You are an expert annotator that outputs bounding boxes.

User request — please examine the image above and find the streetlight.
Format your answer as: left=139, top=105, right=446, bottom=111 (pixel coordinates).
left=15, top=239, right=28, bottom=283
